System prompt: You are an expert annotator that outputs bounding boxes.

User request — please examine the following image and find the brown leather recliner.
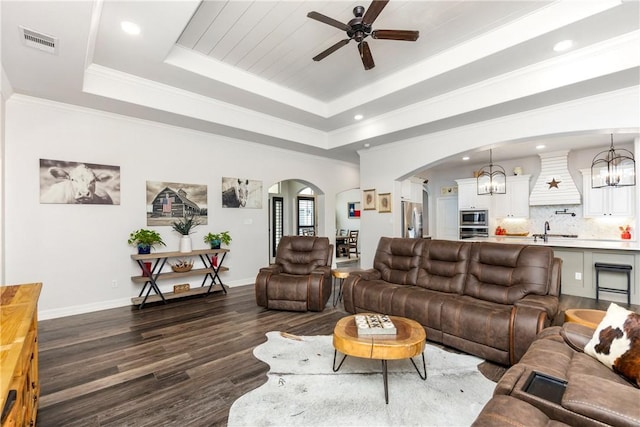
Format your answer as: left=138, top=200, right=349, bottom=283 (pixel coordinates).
left=255, top=236, right=333, bottom=312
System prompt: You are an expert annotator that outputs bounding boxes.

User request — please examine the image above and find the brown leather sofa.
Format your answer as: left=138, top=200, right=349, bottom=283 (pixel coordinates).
left=342, top=237, right=561, bottom=365
left=473, top=322, right=640, bottom=426
left=255, top=236, right=333, bottom=312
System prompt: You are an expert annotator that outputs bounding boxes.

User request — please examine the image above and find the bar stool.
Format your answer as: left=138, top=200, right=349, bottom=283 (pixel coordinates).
left=595, top=262, right=632, bottom=306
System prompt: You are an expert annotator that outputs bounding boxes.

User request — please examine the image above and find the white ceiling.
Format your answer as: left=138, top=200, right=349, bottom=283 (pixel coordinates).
left=2, top=0, right=639, bottom=166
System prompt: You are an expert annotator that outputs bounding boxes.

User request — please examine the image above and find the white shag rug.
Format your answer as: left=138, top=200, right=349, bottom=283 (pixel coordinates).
left=228, top=331, right=495, bottom=426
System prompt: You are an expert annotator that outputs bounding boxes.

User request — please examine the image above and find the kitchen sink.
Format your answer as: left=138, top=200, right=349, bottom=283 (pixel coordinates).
left=532, top=233, right=578, bottom=242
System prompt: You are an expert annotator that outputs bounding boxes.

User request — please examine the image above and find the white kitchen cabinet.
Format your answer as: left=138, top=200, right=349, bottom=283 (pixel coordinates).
left=493, top=175, right=531, bottom=218
left=580, top=169, right=635, bottom=218
left=455, top=178, right=491, bottom=210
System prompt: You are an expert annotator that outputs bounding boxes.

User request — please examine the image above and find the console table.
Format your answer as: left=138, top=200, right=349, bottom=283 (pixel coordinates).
left=130, top=248, right=229, bottom=308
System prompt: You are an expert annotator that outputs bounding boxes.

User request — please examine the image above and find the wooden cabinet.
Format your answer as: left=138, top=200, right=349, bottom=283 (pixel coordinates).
left=580, top=169, right=635, bottom=217
left=1, top=283, right=41, bottom=427
left=493, top=175, right=531, bottom=219
left=455, top=178, right=491, bottom=210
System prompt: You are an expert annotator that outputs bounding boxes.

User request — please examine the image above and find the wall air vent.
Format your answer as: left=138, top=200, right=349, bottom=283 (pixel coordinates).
left=19, top=26, right=58, bottom=54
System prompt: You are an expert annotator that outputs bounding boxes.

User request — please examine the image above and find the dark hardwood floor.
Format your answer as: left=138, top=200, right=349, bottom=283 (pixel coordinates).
left=35, top=285, right=637, bottom=426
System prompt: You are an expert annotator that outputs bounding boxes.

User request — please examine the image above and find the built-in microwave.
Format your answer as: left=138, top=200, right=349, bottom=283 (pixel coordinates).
left=460, top=209, right=488, bottom=226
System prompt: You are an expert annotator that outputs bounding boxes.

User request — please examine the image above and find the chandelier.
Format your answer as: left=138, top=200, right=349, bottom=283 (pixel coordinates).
left=591, top=134, right=636, bottom=188
left=477, top=149, right=506, bottom=195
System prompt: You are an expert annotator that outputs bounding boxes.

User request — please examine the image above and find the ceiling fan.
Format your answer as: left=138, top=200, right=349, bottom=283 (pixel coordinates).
left=307, top=0, right=419, bottom=70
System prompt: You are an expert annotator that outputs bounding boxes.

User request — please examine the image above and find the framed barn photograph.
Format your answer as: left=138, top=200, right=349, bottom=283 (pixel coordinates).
left=39, top=158, right=120, bottom=205
left=146, top=181, right=208, bottom=226
left=222, top=177, right=262, bottom=208
left=378, top=193, right=392, bottom=213
left=363, top=189, right=376, bottom=210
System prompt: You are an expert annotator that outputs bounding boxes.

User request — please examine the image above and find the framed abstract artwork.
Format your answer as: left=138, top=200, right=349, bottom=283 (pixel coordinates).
left=363, top=189, right=376, bottom=210
left=378, top=193, right=392, bottom=213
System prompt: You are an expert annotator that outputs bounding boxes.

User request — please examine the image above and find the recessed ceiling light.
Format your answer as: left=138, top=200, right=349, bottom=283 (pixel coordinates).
left=354, top=114, right=364, bottom=121
left=363, top=143, right=370, bottom=148
left=121, top=21, right=141, bottom=35
left=462, top=156, right=470, bottom=161
left=553, top=40, right=573, bottom=52
left=536, top=144, right=546, bottom=150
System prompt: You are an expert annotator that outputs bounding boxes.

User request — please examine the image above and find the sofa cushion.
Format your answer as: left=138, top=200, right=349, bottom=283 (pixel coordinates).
left=416, top=239, right=469, bottom=293
left=275, top=236, right=330, bottom=275
left=373, top=237, right=424, bottom=285
left=584, top=302, right=640, bottom=387
left=465, top=243, right=553, bottom=304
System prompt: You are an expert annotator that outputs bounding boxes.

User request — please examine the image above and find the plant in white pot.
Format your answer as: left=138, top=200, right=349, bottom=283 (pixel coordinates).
left=128, top=229, right=165, bottom=254
left=203, top=231, right=232, bottom=249
left=171, top=213, right=201, bottom=253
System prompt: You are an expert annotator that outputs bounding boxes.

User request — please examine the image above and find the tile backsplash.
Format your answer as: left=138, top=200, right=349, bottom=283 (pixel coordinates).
left=493, top=205, right=635, bottom=241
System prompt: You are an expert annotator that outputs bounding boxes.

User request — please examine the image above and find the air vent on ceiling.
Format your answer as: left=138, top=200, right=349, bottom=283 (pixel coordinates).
left=19, top=26, right=58, bottom=55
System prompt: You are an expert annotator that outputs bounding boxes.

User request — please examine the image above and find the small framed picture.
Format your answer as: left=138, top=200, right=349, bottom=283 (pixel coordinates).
left=363, top=189, right=376, bottom=210
left=348, top=202, right=361, bottom=218
left=378, top=193, right=391, bottom=213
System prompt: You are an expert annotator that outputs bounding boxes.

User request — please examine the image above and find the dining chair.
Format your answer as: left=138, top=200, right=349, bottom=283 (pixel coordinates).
left=347, top=230, right=359, bottom=258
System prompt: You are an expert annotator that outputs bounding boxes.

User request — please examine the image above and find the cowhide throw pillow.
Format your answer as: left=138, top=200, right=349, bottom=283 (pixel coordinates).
left=584, top=303, right=640, bottom=387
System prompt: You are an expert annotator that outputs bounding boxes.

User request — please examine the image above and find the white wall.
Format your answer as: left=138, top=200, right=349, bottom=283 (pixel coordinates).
left=0, top=66, right=12, bottom=283
left=358, top=87, right=640, bottom=267
left=3, top=96, right=359, bottom=318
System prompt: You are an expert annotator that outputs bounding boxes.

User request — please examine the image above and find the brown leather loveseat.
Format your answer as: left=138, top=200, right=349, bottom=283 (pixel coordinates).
left=255, top=236, right=333, bottom=312
left=342, top=237, right=561, bottom=365
left=473, top=320, right=640, bottom=426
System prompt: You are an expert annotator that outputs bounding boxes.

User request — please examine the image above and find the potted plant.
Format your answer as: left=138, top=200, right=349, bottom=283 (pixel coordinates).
left=128, top=229, right=165, bottom=254
left=204, top=231, right=232, bottom=249
left=172, top=213, right=201, bottom=253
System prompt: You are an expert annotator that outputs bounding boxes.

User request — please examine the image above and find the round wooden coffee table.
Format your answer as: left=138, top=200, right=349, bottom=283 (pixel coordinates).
left=333, top=314, right=427, bottom=403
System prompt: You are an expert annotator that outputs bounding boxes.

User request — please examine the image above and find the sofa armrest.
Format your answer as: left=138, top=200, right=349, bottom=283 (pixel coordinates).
left=349, top=268, right=381, bottom=281
left=563, top=373, right=640, bottom=427
left=514, top=294, right=558, bottom=320
left=560, top=323, right=594, bottom=352
left=311, top=265, right=331, bottom=276
left=511, top=306, right=549, bottom=364
left=260, top=264, right=283, bottom=274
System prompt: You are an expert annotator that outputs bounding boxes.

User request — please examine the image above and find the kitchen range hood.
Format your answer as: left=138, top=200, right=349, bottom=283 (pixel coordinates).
left=529, top=150, right=581, bottom=205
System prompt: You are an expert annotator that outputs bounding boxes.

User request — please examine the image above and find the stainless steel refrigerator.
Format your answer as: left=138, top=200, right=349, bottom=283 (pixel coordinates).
left=401, top=201, right=423, bottom=238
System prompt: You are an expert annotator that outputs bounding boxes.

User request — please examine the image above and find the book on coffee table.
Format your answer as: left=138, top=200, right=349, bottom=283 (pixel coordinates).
left=355, top=314, right=397, bottom=336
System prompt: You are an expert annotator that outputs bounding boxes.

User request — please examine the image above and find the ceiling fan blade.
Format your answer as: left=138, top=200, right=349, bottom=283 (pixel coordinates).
left=362, top=0, right=389, bottom=26
left=372, top=30, right=419, bottom=41
left=312, top=39, right=350, bottom=61
left=307, top=11, right=349, bottom=31
left=358, top=41, right=375, bottom=70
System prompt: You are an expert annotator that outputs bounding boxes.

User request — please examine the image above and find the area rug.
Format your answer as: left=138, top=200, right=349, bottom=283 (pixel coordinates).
left=228, top=331, right=496, bottom=426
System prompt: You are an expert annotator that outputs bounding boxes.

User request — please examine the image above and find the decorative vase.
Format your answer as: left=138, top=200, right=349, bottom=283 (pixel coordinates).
left=210, top=240, right=221, bottom=249
left=621, top=231, right=631, bottom=240
left=179, top=236, right=192, bottom=253
left=142, top=262, right=152, bottom=277
left=137, top=244, right=151, bottom=254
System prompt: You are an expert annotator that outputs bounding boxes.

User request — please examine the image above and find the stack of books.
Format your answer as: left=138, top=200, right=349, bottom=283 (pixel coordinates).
left=355, top=314, right=397, bottom=336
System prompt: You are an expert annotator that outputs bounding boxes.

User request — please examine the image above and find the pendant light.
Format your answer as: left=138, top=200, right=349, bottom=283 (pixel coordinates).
left=477, top=149, right=506, bottom=195
left=591, top=134, right=635, bottom=188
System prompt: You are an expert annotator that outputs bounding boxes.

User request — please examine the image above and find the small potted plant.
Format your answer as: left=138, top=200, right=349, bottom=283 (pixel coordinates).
left=128, top=229, right=165, bottom=254
left=172, top=213, right=201, bottom=253
left=204, top=231, right=232, bottom=249
left=619, top=224, right=632, bottom=240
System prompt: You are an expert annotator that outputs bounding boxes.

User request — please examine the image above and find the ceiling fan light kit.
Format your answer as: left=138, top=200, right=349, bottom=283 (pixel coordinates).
left=307, top=0, right=419, bottom=70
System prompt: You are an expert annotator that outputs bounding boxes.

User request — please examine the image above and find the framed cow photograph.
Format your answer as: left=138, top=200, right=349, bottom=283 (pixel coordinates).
left=146, top=181, right=208, bottom=226
left=222, top=177, right=262, bottom=208
left=39, top=159, right=120, bottom=205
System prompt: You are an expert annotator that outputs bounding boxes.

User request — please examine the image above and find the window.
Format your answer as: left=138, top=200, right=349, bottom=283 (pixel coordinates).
left=271, top=197, right=283, bottom=255
left=297, top=196, right=315, bottom=236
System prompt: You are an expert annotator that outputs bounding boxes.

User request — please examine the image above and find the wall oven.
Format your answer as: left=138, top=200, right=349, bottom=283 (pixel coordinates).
left=459, top=209, right=489, bottom=239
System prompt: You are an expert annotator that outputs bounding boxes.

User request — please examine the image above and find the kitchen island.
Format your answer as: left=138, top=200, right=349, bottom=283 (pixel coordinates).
left=461, top=236, right=640, bottom=305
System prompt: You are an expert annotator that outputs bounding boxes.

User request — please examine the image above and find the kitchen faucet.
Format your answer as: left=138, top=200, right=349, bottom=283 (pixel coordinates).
left=543, top=221, right=550, bottom=242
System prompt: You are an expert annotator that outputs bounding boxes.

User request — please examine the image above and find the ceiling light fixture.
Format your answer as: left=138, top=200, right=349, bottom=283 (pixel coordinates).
left=121, top=21, right=141, bottom=35
left=462, top=156, right=470, bottom=161
left=354, top=114, right=364, bottom=121
left=536, top=144, right=546, bottom=150
left=591, top=134, right=635, bottom=188
left=553, top=39, right=573, bottom=52
left=477, top=149, right=506, bottom=195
